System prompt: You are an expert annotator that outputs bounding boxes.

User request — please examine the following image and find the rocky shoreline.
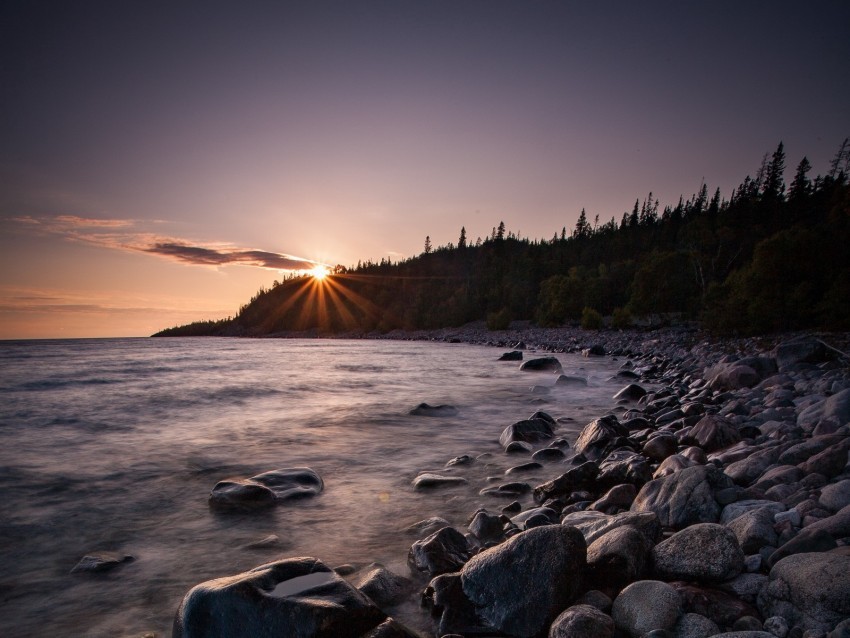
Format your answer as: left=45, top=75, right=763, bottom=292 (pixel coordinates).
left=172, top=328, right=850, bottom=638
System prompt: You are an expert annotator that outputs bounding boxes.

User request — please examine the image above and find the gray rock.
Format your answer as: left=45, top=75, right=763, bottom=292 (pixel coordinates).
left=172, top=557, right=396, bottom=638
left=556, top=374, right=588, bottom=387
left=706, top=633, right=774, bottom=638
left=718, top=573, right=769, bottom=605
left=643, top=434, right=679, bottom=462
left=520, top=356, right=563, bottom=372
left=534, top=461, right=600, bottom=502
left=410, top=403, right=458, bottom=417
left=209, top=467, right=323, bottom=510
left=631, top=464, right=732, bottom=529
left=720, top=500, right=786, bottom=525
left=575, top=416, right=629, bottom=461
left=651, top=523, right=744, bottom=583
left=820, top=479, right=850, bottom=513
left=499, top=350, right=523, bottom=361
left=356, top=564, right=412, bottom=607
left=549, top=604, right=615, bottom=638
left=763, top=616, right=789, bottom=638
left=596, top=449, right=653, bottom=490
left=767, top=528, right=838, bottom=568
left=654, top=454, right=699, bottom=479
left=70, top=552, right=134, bottom=574
left=412, top=473, right=468, bottom=489
left=773, top=336, right=839, bottom=370
left=726, top=507, right=779, bottom=553
left=614, top=384, right=648, bottom=401
left=611, top=580, right=682, bottom=637
left=673, top=612, right=720, bottom=638
left=561, top=510, right=661, bottom=545
left=577, top=589, right=614, bottom=613
left=758, top=551, right=850, bottom=633
left=408, top=527, right=471, bottom=577
left=511, top=507, right=559, bottom=530
left=778, top=435, right=845, bottom=465
left=499, top=418, right=555, bottom=448
left=687, top=415, right=742, bottom=453
left=709, top=364, right=760, bottom=391
left=797, top=438, right=850, bottom=478
left=591, top=483, right=638, bottom=513
left=468, top=510, right=506, bottom=544
left=671, top=582, right=761, bottom=627
left=797, top=388, right=850, bottom=430
left=460, top=525, right=587, bottom=637
left=404, top=516, right=450, bottom=537
left=724, top=444, right=787, bottom=486
left=586, top=525, right=653, bottom=591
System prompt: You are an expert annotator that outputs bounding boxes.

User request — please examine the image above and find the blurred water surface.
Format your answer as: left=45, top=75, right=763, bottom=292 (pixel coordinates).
left=0, top=337, right=626, bottom=636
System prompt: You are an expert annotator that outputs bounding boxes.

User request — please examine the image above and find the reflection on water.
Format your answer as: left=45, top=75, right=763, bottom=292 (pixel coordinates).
left=0, top=338, right=628, bottom=636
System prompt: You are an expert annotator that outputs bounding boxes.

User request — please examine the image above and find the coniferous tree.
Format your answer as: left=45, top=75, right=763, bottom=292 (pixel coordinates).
left=762, top=141, right=786, bottom=201
left=788, top=157, right=812, bottom=201
left=424, top=236, right=432, bottom=254
left=458, top=226, right=467, bottom=249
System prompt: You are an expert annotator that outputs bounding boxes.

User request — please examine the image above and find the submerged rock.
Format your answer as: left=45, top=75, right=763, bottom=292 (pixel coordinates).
left=412, top=473, right=468, bottom=489
left=498, top=350, right=523, bottom=361
left=409, top=403, right=458, bottom=417
left=70, top=552, right=134, bottom=574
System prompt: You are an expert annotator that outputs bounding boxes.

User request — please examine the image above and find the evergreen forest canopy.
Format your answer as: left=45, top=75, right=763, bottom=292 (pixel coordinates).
left=155, top=140, right=850, bottom=338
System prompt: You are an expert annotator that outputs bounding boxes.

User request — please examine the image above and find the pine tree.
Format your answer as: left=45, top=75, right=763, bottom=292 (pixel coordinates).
left=458, top=226, right=467, bottom=249
left=788, top=156, right=812, bottom=200
left=762, top=141, right=786, bottom=201
left=424, top=236, right=432, bottom=254
left=573, top=208, right=590, bottom=238
left=496, top=221, right=506, bottom=241
left=829, top=137, right=850, bottom=179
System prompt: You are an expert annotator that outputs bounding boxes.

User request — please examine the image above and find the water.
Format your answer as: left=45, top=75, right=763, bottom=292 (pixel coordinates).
left=0, top=337, right=630, bottom=637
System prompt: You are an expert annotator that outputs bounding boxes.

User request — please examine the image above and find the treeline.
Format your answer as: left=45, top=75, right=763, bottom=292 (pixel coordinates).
left=154, top=140, right=850, bottom=337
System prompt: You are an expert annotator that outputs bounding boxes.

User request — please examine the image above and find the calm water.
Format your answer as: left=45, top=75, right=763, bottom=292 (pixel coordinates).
left=0, top=338, right=629, bottom=637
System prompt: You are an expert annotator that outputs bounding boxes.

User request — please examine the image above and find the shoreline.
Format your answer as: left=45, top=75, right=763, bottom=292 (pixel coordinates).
left=170, top=328, right=850, bottom=637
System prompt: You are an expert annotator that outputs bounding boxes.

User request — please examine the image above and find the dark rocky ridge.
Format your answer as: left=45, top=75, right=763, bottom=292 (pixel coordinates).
left=172, top=328, right=850, bottom=638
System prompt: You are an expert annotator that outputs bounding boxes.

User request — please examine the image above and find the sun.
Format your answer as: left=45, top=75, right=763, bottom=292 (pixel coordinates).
left=308, top=264, right=330, bottom=281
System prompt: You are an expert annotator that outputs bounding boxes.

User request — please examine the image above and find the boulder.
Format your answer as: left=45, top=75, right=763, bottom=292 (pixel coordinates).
left=583, top=345, right=606, bottom=357
left=686, top=415, right=742, bottom=453
left=549, top=604, right=615, bottom=638
left=611, top=580, right=682, bottom=637
left=534, top=461, right=600, bottom=503
left=643, top=435, right=679, bottom=462
left=820, top=479, right=850, bottom=513
left=499, top=418, right=555, bottom=448
left=797, top=389, right=850, bottom=430
left=797, top=438, right=850, bottom=478
left=520, top=357, right=563, bottom=372
left=773, top=336, right=840, bottom=370
left=172, top=557, right=400, bottom=638
left=499, top=350, right=523, bottom=361
left=586, top=525, right=653, bottom=592
left=672, top=612, right=720, bottom=638
left=209, top=467, right=323, bottom=511
left=460, top=525, right=587, bottom=637
left=767, top=529, right=838, bottom=568
left=70, top=552, right=134, bottom=574
left=651, top=523, right=744, bottom=583
left=671, top=583, right=761, bottom=627
left=726, top=507, right=779, bottom=554
left=631, top=465, right=731, bottom=529
left=614, top=384, right=648, bottom=401
left=590, top=483, right=638, bottom=514
left=596, top=449, right=653, bottom=489
left=556, top=374, right=588, bottom=387
left=653, top=454, right=698, bottom=479
left=410, top=403, right=458, bottom=417
left=709, top=364, right=760, bottom=391
left=408, top=527, right=471, bottom=577
left=758, top=551, right=850, bottom=633
left=720, top=500, right=786, bottom=525
left=575, top=416, right=630, bottom=461
left=724, top=445, right=786, bottom=487
left=562, top=510, right=661, bottom=545
left=356, top=565, right=413, bottom=607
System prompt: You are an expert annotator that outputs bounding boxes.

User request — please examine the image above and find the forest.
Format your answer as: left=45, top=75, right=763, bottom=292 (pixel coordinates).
left=154, top=140, right=850, bottom=338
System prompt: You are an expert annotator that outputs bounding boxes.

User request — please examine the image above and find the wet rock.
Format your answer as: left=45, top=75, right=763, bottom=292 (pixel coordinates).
left=70, top=552, right=134, bottom=574
left=404, top=517, right=450, bottom=537
left=410, top=403, right=459, bottom=417
left=520, top=356, right=563, bottom=372
left=532, top=447, right=566, bottom=461
left=651, top=523, right=744, bottom=584
left=643, top=434, right=679, bottom=462
left=534, top=461, right=600, bottom=502
left=480, top=482, right=531, bottom=497
left=614, top=384, right=648, bottom=401
left=758, top=551, right=850, bottom=634
left=597, top=449, right=653, bottom=489
left=499, top=350, right=523, bottom=361
left=562, top=510, right=661, bottom=545
left=468, top=510, right=506, bottom=544
left=356, top=564, right=413, bottom=607
left=242, top=534, right=284, bottom=550
left=584, top=345, right=606, bottom=357
left=725, top=445, right=787, bottom=486
left=499, top=418, right=555, bottom=448
left=408, top=527, right=471, bottom=577
left=506, top=441, right=534, bottom=454
left=506, top=461, right=543, bottom=475
left=446, top=454, right=473, bottom=468
left=778, top=435, right=845, bottom=466
left=631, top=464, right=732, bottom=529
left=549, top=604, right=615, bottom=638
left=686, top=415, right=742, bottom=453
left=412, top=473, right=468, bottom=489
left=591, top=483, right=638, bottom=513
left=673, top=612, right=720, bottom=638
left=575, top=416, right=630, bottom=461
left=209, top=467, right=323, bottom=510
left=172, top=557, right=399, bottom=638
left=460, top=525, right=587, bottom=637
left=511, top=507, right=559, bottom=531
left=611, top=580, right=682, bottom=637
left=586, top=525, right=653, bottom=592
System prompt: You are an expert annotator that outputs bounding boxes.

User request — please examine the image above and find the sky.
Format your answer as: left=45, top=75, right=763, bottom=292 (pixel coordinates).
left=1, top=1, right=848, bottom=339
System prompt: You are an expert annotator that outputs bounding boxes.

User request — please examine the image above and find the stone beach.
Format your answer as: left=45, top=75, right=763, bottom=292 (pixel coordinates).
left=173, top=327, right=850, bottom=638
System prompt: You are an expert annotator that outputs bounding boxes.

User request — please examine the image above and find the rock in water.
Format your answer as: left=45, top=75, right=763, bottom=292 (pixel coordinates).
left=411, top=473, right=468, bottom=489
left=209, top=467, right=323, bottom=511
left=519, top=356, right=563, bottom=372
left=460, top=525, right=587, bottom=637
left=758, top=551, right=850, bottom=634
left=172, top=557, right=414, bottom=638
left=651, top=523, right=744, bottom=584
left=409, top=403, right=458, bottom=417
left=498, top=350, right=523, bottom=361
left=408, top=526, right=470, bottom=577
left=70, top=552, right=134, bottom=574
left=498, top=418, right=555, bottom=447
left=613, top=384, right=647, bottom=401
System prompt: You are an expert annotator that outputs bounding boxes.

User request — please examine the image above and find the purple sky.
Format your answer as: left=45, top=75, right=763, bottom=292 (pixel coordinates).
left=1, top=1, right=848, bottom=338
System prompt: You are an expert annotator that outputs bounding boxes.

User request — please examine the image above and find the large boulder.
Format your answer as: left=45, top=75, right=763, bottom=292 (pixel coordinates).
left=773, top=336, right=840, bottom=370
left=709, top=364, right=760, bottom=391
left=651, top=523, right=744, bottom=584
left=758, top=551, right=850, bottom=633
left=586, top=525, right=653, bottom=592
left=172, top=557, right=408, bottom=638
left=725, top=507, right=779, bottom=554
left=549, top=604, right=615, bottom=638
left=209, top=468, right=323, bottom=510
left=724, top=444, right=787, bottom=487
left=686, top=415, right=741, bottom=453
left=820, top=479, right=850, bottom=513
left=611, top=580, right=682, bottom=637
left=499, top=418, right=555, bottom=448
left=460, top=525, right=587, bottom=637
left=575, top=416, right=630, bottom=461
left=631, top=465, right=732, bottom=529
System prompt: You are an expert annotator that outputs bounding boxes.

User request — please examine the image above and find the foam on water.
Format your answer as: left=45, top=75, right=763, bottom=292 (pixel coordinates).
left=0, top=337, right=630, bottom=636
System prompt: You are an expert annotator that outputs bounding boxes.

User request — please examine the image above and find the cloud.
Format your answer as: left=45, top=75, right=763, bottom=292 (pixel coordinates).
left=4, top=214, right=323, bottom=272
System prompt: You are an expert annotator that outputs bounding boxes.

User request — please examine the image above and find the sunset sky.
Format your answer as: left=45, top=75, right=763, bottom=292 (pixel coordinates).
left=1, top=1, right=848, bottom=339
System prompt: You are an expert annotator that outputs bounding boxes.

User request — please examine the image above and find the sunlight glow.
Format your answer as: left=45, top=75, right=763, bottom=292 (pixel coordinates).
left=308, top=265, right=330, bottom=281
